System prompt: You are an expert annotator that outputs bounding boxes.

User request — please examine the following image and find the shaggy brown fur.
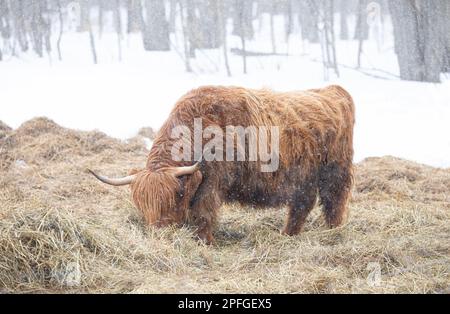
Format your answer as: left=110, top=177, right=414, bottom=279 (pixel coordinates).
left=128, top=85, right=354, bottom=244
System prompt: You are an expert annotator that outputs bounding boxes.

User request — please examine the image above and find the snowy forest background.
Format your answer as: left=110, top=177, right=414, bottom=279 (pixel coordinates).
left=0, top=0, right=449, bottom=167
left=0, top=0, right=449, bottom=81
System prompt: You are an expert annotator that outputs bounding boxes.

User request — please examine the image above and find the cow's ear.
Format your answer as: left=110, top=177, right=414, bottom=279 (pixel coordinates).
left=178, top=170, right=203, bottom=212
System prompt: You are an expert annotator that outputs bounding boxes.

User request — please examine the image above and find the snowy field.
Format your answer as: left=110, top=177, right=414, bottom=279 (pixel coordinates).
left=1, top=15, right=449, bottom=168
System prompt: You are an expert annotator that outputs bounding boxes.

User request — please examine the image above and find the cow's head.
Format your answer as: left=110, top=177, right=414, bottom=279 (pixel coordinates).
left=88, top=163, right=202, bottom=226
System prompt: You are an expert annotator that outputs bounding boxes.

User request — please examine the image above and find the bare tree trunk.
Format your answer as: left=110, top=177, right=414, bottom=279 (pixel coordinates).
left=179, top=0, right=192, bottom=72
left=127, top=0, right=141, bottom=33
left=0, top=0, right=7, bottom=61
left=443, top=1, right=450, bottom=73
left=78, top=0, right=90, bottom=32
left=189, top=0, right=222, bottom=49
left=30, top=0, right=46, bottom=58
left=88, top=31, right=97, bottom=64
left=186, top=0, right=196, bottom=57
left=98, top=0, right=104, bottom=38
left=169, top=0, right=177, bottom=33
left=318, top=0, right=339, bottom=79
left=43, top=2, right=51, bottom=57
left=232, top=0, right=253, bottom=40
left=389, top=0, right=446, bottom=82
left=240, top=31, right=247, bottom=74
left=235, top=0, right=247, bottom=74
left=354, top=0, right=369, bottom=40
left=319, top=16, right=329, bottom=81
left=0, top=0, right=9, bottom=60
left=300, top=0, right=319, bottom=43
left=10, top=1, right=28, bottom=52
left=56, top=0, right=64, bottom=60
left=0, top=0, right=11, bottom=40
left=114, top=0, right=122, bottom=61
left=270, top=2, right=276, bottom=54
left=218, top=0, right=231, bottom=76
left=142, top=0, right=170, bottom=51
left=421, top=0, right=445, bottom=82
left=355, top=0, right=367, bottom=68
left=329, top=0, right=339, bottom=76
left=389, top=0, right=421, bottom=80
left=284, top=0, right=293, bottom=41
left=357, top=33, right=363, bottom=68
left=87, top=13, right=97, bottom=64
left=339, top=0, right=349, bottom=40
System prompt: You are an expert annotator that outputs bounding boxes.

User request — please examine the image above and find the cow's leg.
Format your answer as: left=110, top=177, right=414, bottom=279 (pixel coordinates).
left=191, top=206, right=218, bottom=245
left=189, top=183, right=222, bottom=245
left=282, top=181, right=318, bottom=236
left=318, top=162, right=353, bottom=228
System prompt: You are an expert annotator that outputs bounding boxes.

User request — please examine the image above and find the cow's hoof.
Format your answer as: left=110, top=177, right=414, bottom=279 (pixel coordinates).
left=197, top=232, right=215, bottom=245
left=280, top=228, right=300, bottom=236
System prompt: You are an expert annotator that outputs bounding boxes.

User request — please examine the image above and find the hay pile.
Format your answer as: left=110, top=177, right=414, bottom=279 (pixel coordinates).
left=0, top=118, right=449, bottom=293
left=0, top=120, right=11, bottom=140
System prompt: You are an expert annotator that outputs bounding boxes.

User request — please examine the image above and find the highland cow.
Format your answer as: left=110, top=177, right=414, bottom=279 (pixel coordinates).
left=89, top=85, right=355, bottom=244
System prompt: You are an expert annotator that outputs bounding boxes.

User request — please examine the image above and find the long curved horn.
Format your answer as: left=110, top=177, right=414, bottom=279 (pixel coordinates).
left=88, top=169, right=136, bottom=186
left=167, top=162, right=200, bottom=177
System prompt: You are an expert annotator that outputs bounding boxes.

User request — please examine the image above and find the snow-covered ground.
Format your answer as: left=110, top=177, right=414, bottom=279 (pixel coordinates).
left=1, top=15, right=449, bottom=168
